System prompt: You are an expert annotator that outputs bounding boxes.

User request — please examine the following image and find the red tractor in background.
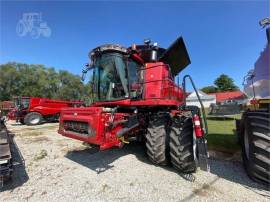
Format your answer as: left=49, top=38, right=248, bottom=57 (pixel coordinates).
left=58, top=37, right=209, bottom=173
left=8, top=97, right=83, bottom=125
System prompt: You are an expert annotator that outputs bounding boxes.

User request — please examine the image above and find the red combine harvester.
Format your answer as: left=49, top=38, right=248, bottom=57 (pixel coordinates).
left=58, top=37, right=209, bottom=173
left=8, top=97, right=83, bottom=125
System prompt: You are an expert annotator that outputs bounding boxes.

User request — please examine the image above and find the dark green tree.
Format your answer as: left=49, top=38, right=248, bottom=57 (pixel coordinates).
left=57, top=70, right=86, bottom=100
left=0, top=62, right=22, bottom=101
left=0, top=62, right=87, bottom=101
left=214, top=74, right=239, bottom=92
left=201, top=85, right=217, bottom=93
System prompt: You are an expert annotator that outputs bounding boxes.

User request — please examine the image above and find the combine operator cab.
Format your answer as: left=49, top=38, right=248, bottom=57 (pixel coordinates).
left=59, top=37, right=209, bottom=174
left=82, top=39, right=188, bottom=104
left=87, top=46, right=138, bottom=101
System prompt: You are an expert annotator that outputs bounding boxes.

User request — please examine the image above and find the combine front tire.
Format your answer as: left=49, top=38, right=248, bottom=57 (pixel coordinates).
left=145, top=113, right=170, bottom=166
left=24, top=112, right=43, bottom=125
left=240, top=111, right=270, bottom=184
left=169, top=115, right=197, bottom=173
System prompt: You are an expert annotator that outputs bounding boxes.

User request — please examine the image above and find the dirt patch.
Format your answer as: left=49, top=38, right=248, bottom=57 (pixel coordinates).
left=34, top=149, right=48, bottom=161
left=193, top=183, right=221, bottom=197
left=100, top=184, right=110, bottom=193
left=57, top=141, right=68, bottom=147
left=45, top=125, right=60, bottom=130
left=23, top=128, right=37, bottom=131
left=192, top=187, right=209, bottom=197
left=2, top=120, right=269, bottom=202
left=27, top=136, right=50, bottom=143
left=17, top=131, right=43, bottom=137
left=209, top=150, right=242, bottom=162
left=66, top=145, right=88, bottom=152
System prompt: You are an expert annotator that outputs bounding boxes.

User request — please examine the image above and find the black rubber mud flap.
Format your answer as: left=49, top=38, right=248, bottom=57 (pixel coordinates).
left=197, top=137, right=210, bottom=172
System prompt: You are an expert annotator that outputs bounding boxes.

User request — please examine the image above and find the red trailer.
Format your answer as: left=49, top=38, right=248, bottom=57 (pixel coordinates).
left=8, top=97, right=83, bottom=125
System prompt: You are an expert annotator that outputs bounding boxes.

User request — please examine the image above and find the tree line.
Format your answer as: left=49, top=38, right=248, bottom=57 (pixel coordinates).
left=0, top=62, right=90, bottom=102
left=201, top=74, right=239, bottom=93
left=0, top=62, right=239, bottom=102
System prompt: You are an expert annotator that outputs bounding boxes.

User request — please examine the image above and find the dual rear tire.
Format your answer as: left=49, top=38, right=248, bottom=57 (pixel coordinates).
left=145, top=113, right=197, bottom=173
left=145, top=113, right=170, bottom=166
left=170, top=115, right=197, bottom=173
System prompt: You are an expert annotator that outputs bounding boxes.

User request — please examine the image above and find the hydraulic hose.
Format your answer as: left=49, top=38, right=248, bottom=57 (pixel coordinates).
left=182, top=75, right=208, bottom=135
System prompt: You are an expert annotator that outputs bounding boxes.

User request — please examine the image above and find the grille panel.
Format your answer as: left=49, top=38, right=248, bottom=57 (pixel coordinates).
left=63, top=120, right=95, bottom=137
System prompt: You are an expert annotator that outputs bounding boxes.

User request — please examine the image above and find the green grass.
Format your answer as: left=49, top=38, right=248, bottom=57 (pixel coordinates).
left=204, top=108, right=241, bottom=153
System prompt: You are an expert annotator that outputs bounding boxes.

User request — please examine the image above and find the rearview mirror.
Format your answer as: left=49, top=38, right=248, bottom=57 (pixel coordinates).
left=81, top=63, right=93, bottom=81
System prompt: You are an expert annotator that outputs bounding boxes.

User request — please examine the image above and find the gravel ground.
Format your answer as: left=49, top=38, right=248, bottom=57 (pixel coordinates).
left=1, top=120, right=269, bottom=201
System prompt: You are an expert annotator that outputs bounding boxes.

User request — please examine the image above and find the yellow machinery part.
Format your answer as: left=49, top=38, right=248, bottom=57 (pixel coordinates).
left=118, top=136, right=129, bottom=144
left=259, top=99, right=270, bottom=104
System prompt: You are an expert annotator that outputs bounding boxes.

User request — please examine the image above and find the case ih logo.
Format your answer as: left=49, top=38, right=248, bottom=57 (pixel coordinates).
left=16, top=12, right=51, bottom=39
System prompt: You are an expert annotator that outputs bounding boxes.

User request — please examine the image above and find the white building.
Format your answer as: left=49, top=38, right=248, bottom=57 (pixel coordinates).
left=186, top=90, right=216, bottom=108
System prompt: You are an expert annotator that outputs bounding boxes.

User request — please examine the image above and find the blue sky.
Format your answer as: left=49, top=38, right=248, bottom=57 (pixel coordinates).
left=0, top=1, right=269, bottom=90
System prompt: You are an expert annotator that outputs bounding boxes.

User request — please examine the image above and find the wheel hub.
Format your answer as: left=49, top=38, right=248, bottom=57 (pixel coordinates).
left=29, top=115, right=40, bottom=124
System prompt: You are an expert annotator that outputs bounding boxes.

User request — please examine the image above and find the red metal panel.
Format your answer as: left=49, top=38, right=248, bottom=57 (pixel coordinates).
left=58, top=107, right=128, bottom=149
left=8, top=97, right=84, bottom=121
left=142, top=62, right=184, bottom=103
left=59, top=107, right=104, bottom=144
left=144, top=62, right=166, bottom=99
left=28, top=98, right=83, bottom=116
